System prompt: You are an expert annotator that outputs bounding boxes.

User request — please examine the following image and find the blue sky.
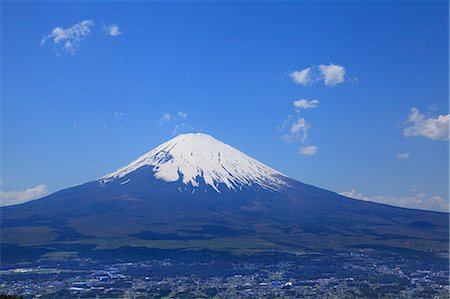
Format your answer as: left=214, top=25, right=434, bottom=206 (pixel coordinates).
left=1, top=1, right=449, bottom=211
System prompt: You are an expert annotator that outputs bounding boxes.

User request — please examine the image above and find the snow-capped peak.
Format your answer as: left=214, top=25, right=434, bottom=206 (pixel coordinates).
left=101, top=133, right=287, bottom=192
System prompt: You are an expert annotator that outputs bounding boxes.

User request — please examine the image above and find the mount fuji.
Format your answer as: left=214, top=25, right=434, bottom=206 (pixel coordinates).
left=1, top=133, right=448, bottom=262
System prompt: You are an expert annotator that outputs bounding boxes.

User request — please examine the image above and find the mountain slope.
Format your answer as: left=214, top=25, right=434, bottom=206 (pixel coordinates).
left=1, top=133, right=448, bottom=262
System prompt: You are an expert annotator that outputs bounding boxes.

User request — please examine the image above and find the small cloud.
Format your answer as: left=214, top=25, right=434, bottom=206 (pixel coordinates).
left=42, top=20, right=122, bottom=55
left=158, top=111, right=189, bottom=125
left=41, top=20, right=95, bottom=54
left=299, top=145, right=318, bottom=156
left=339, top=189, right=448, bottom=212
left=104, top=23, right=122, bottom=36
left=281, top=117, right=310, bottom=144
left=158, top=112, right=173, bottom=124
left=290, top=118, right=309, bottom=139
left=73, top=123, right=78, bottom=129
left=0, top=184, right=48, bottom=207
left=173, top=123, right=194, bottom=135
left=163, top=113, right=172, bottom=122
left=340, top=190, right=364, bottom=199
left=289, top=64, right=350, bottom=87
left=396, top=152, right=410, bottom=160
left=279, top=101, right=318, bottom=154
left=318, top=63, right=346, bottom=86
left=157, top=111, right=193, bottom=134
left=177, top=111, right=188, bottom=118
left=114, top=112, right=124, bottom=118
left=403, top=107, right=449, bottom=141
left=293, top=99, right=319, bottom=110
left=289, top=67, right=312, bottom=85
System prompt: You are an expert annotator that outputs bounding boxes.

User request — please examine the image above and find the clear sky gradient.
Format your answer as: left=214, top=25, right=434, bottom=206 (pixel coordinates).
left=1, top=1, right=448, bottom=211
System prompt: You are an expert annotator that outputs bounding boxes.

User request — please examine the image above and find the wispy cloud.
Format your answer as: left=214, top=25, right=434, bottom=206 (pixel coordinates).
left=159, top=112, right=173, bottom=124
left=339, top=189, right=448, bottom=212
left=0, top=185, right=48, bottom=207
left=396, top=152, right=410, bottom=160
left=177, top=111, right=188, bottom=119
left=289, top=64, right=352, bottom=87
left=293, top=99, right=319, bottom=110
left=157, top=111, right=193, bottom=134
left=158, top=111, right=189, bottom=124
left=41, top=20, right=95, bottom=54
left=104, top=23, right=121, bottom=36
left=299, top=145, right=318, bottom=156
left=173, top=123, right=194, bottom=135
left=279, top=100, right=318, bottom=155
left=281, top=117, right=310, bottom=143
left=42, top=20, right=122, bottom=55
left=403, top=108, right=449, bottom=141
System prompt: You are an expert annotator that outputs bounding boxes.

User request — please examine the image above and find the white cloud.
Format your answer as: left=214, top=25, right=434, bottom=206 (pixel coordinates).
left=291, top=118, right=307, bottom=135
left=41, top=20, right=95, bottom=54
left=281, top=117, right=310, bottom=143
left=403, top=108, right=449, bottom=141
left=177, top=111, right=188, bottom=118
left=289, top=64, right=350, bottom=87
left=396, top=152, right=410, bottom=160
left=299, top=145, right=318, bottom=156
left=339, top=189, right=448, bottom=212
left=159, top=111, right=189, bottom=124
left=318, top=63, right=346, bottom=86
left=157, top=111, right=193, bottom=134
left=159, top=112, right=173, bottom=123
left=0, top=185, right=48, bottom=207
left=42, top=20, right=122, bottom=54
left=104, top=23, right=121, bottom=36
left=293, top=99, right=319, bottom=110
left=279, top=102, right=318, bottom=156
left=340, top=190, right=367, bottom=200
left=173, top=123, right=194, bottom=135
left=114, top=112, right=124, bottom=118
left=289, top=67, right=312, bottom=85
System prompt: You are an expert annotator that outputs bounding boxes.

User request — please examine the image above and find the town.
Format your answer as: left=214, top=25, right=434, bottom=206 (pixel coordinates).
left=1, top=249, right=448, bottom=298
